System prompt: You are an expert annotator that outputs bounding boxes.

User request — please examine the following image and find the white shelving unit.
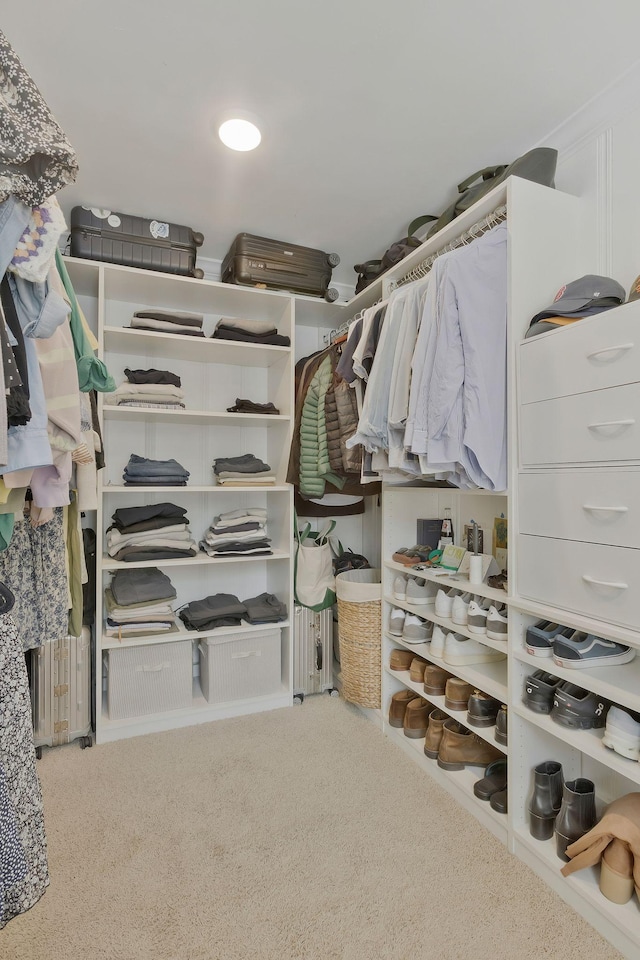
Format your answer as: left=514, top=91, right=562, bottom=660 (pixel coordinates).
left=65, top=258, right=296, bottom=744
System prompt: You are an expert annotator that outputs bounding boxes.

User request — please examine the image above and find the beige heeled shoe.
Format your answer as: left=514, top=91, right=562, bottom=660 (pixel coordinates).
left=599, top=838, right=635, bottom=904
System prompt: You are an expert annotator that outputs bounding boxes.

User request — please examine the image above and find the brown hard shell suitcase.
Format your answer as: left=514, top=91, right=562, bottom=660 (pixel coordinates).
left=222, top=232, right=340, bottom=301
left=70, top=206, right=204, bottom=278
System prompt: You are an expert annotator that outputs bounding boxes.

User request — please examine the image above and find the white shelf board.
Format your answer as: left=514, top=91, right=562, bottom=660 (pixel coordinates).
left=101, top=548, right=290, bottom=570
left=384, top=594, right=509, bottom=654
left=385, top=724, right=507, bottom=845
left=385, top=559, right=509, bottom=606
left=103, top=405, right=290, bottom=427
left=102, top=484, right=292, bottom=494
left=102, top=619, right=290, bottom=650
left=513, top=645, right=640, bottom=716
left=510, top=595, right=640, bottom=649
left=102, top=325, right=290, bottom=366
left=383, top=631, right=507, bottom=702
left=385, top=666, right=507, bottom=754
left=513, top=704, right=640, bottom=787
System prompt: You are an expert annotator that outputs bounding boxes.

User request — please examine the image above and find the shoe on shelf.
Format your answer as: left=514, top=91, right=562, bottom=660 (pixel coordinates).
left=467, top=599, right=491, bottom=635
left=430, top=624, right=448, bottom=659
left=550, top=682, right=609, bottom=730
left=555, top=778, right=597, bottom=861
left=388, top=689, right=416, bottom=728
left=486, top=605, right=508, bottom=641
left=490, top=788, right=508, bottom=814
left=495, top=704, right=508, bottom=745
left=602, top=706, right=640, bottom=761
left=444, top=678, right=475, bottom=711
left=402, top=614, right=433, bottom=644
left=437, top=719, right=503, bottom=771
left=403, top=697, right=431, bottom=738
left=424, top=709, right=448, bottom=759
left=552, top=631, right=636, bottom=669
left=409, top=657, right=429, bottom=683
left=473, top=758, right=507, bottom=800
left=389, top=649, right=414, bottom=672
left=600, top=838, right=636, bottom=905
left=388, top=608, right=406, bottom=637
left=525, top=620, right=572, bottom=658
left=488, top=571, right=508, bottom=590
left=423, top=665, right=454, bottom=696
left=393, top=575, right=408, bottom=601
left=523, top=670, right=563, bottom=714
left=406, top=577, right=438, bottom=605
left=451, top=592, right=473, bottom=625
left=443, top=633, right=507, bottom=666
left=467, top=690, right=502, bottom=727
left=529, top=760, right=564, bottom=841
left=435, top=587, right=460, bottom=619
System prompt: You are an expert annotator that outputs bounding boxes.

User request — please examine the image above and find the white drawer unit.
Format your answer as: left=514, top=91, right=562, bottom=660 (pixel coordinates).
left=199, top=629, right=282, bottom=704
left=105, top=640, right=193, bottom=720
left=517, top=534, right=640, bottom=631
left=519, top=301, right=640, bottom=405
left=520, top=382, right=640, bottom=466
left=518, top=470, right=640, bottom=548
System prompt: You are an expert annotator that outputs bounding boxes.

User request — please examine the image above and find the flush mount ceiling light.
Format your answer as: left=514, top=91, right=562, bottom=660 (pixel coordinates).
left=218, top=118, right=261, bottom=152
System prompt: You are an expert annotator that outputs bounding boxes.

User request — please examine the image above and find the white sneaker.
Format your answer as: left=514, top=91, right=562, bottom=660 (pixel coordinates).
left=435, top=587, right=459, bottom=619
left=406, top=578, right=438, bottom=605
left=467, top=599, right=491, bottom=635
left=443, top=633, right=507, bottom=666
left=603, top=706, right=640, bottom=761
left=430, top=624, right=448, bottom=659
left=393, top=576, right=407, bottom=601
left=451, top=592, right=473, bottom=625
left=486, top=605, right=508, bottom=641
left=402, top=614, right=433, bottom=644
left=388, top=608, right=406, bottom=637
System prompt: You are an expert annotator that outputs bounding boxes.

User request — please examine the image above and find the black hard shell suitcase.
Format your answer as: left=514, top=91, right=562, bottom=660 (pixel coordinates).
left=70, top=206, right=204, bottom=278
left=222, top=232, right=340, bottom=301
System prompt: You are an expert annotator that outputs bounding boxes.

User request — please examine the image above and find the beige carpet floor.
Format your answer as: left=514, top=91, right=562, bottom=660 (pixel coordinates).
left=2, top=696, right=622, bottom=960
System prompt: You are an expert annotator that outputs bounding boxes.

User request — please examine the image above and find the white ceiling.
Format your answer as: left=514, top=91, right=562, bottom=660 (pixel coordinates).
left=4, top=1, right=640, bottom=285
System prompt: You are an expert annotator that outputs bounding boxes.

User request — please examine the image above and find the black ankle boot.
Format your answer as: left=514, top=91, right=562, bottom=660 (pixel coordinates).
left=555, top=778, right=597, bottom=861
left=529, top=760, right=564, bottom=840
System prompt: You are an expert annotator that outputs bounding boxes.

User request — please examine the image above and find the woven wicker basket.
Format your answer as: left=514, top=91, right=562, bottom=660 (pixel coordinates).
left=336, top=569, right=381, bottom=709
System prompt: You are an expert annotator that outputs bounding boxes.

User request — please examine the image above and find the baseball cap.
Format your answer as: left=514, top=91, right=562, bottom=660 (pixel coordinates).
left=525, top=301, right=623, bottom=339
left=529, top=275, right=626, bottom=326
left=628, top=275, right=640, bottom=302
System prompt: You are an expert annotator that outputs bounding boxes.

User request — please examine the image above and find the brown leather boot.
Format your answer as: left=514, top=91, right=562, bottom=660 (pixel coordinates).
left=437, top=718, right=503, bottom=771
left=389, top=690, right=416, bottom=728
left=404, top=697, right=431, bottom=738
left=389, top=649, right=415, bottom=672
left=409, top=657, right=429, bottom=682
left=423, top=665, right=453, bottom=696
left=444, top=678, right=474, bottom=711
left=424, top=709, right=448, bottom=758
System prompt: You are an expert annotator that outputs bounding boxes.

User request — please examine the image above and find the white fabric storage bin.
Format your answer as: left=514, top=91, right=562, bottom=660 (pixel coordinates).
left=198, top=629, right=281, bottom=704
left=105, top=640, right=193, bottom=720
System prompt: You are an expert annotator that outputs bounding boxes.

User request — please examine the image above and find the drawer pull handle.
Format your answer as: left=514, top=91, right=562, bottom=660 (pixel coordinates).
left=587, top=418, right=635, bottom=430
left=582, top=504, right=629, bottom=513
left=586, top=342, right=634, bottom=360
left=582, top=574, right=628, bottom=590
left=231, top=651, right=261, bottom=659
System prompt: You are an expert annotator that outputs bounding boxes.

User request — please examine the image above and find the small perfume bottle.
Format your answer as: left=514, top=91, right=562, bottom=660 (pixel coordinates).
left=440, top=508, right=454, bottom=548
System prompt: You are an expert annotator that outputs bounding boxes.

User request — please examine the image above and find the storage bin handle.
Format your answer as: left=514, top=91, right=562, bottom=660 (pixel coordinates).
left=136, top=662, right=170, bottom=673
left=587, top=418, right=635, bottom=430
left=582, top=504, right=628, bottom=513
left=586, top=342, right=634, bottom=360
left=231, top=651, right=261, bottom=659
left=582, top=574, right=628, bottom=590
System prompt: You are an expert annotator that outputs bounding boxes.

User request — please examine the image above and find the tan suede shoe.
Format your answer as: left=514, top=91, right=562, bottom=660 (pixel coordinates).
left=403, top=697, right=431, bottom=739
left=423, top=665, right=454, bottom=696
left=437, top=718, right=503, bottom=771
left=444, top=678, right=474, bottom=711
left=409, top=657, right=429, bottom=682
left=388, top=689, right=417, bottom=728
left=424, top=708, right=448, bottom=758
left=389, top=649, right=415, bottom=672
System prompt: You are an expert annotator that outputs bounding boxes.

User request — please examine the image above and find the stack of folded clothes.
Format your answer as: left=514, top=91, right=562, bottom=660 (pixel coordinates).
left=199, top=506, right=272, bottom=557
left=129, top=310, right=205, bottom=337
left=179, top=593, right=248, bottom=631
left=105, top=367, right=185, bottom=410
left=226, top=398, right=280, bottom=415
left=107, top=502, right=197, bottom=562
left=243, top=592, right=287, bottom=625
left=212, top=317, right=290, bottom=346
left=105, top=567, right=178, bottom=639
left=123, top=454, right=190, bottom=486
left=212, top=454, right=275, bottom=486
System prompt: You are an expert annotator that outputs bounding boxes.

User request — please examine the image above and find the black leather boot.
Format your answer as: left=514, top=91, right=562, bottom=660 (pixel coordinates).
left=555, top=778, right=597, bottom=861
left=529, top=760, right=564, bottom=840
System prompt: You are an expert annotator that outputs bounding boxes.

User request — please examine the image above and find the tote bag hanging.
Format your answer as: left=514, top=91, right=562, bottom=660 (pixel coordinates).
left=294, top=516, right=336, bottom=611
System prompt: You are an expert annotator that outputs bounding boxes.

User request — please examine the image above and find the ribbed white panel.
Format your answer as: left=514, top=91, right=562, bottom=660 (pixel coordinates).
left=106, top=640, right=192, bottom=720
left=293, top=605, right=333, bottom=696
left=31, top=629, right=92, bottom=747
left=199, top=629, right=281, bottom=704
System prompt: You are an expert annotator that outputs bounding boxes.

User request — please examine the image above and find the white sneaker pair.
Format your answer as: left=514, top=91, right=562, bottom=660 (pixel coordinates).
left=442, top=633, right=507, bottom=666
left=393, top=576, right=437, bottom=605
